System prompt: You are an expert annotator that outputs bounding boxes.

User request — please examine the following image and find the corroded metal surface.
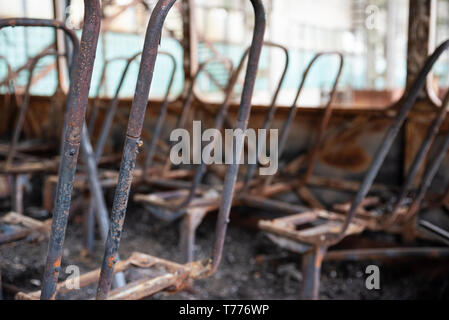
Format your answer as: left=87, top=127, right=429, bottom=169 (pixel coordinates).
left=96, top=0, right=182, bottom=300
left=96, top=0, right=266, bottom=299
left=38, top=1, right=101, bottom=300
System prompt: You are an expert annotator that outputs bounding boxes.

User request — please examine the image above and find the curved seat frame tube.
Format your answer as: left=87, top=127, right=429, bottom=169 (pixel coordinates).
left=4, top=51, right=64, bottom=169
left=263, top=52, right=344, bottom=189
left=405, top=96, right=449, bottom=223
left=3, top=2, right=103, bottom=301
left=142, top=52, right=177, bottom=170
left=204, top=0, right=265, bottom=277
left=87, top=58, right=112, bottom=133
left=142, top=57, right=240, bottom=221
left=147, top=42, right=288, bottom=222
left=160, top=56, right=233, bottom=173
left=96, top=0, right=181, bottom=300
left=85, top=51, right=176, bottom=250
left=94, top=52, right=143, bottom=160
left=96, top=0, right=265, bottom=299
left=382, top=92, right=449, bottom=228
left=243, top=42, right=290, bottom=190
left=337, top=40, right=449, bottom=242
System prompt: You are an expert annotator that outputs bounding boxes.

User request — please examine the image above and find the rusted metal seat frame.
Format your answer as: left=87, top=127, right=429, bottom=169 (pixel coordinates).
left=0, top=19, right=118, bottom=274
left=0, top=51, right=66, bottom=214
left=42, top=51, right=178, bottom=254
left=238, top=52, right=344, bottom=213
left=0, top=212, right=51, bottom=245
left=333, top=89, right=449, bottom=235
left=80, top=55, right=235, bottom=226
left=36, top=0, right=262, bottom=301
left=95, top=0, right=263, bottom=299
left=15, top=0, right=264, bottom=301
left=0, top=53, right=66, bottom=169
left=134, top=42, right=289, bottom=264
left=24, top=1, right=102, bottom=300
left=0, top=20, right=82, bottom=219
left=143, top=55, right=234, bottom=187
left=135, top=58, right=234, bottom=218
left=259, top=40, right=449, bottom=300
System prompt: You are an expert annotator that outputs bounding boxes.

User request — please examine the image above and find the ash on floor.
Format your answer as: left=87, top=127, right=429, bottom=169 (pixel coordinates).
left=1, top=205, right=449, bottom=300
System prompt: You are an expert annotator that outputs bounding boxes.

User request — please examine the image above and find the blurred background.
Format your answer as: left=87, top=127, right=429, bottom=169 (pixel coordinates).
left=0, top=0, right=448, bottom=107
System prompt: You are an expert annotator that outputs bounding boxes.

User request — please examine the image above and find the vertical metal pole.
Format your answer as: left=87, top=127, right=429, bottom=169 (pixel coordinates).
left=40, top=1, right=101, bottom=300
left=406, top=0, right=436, bottom=94
left=208, top=0, right=266, bottom=275
left=181, top=0, right=198, bottom=82
left=263, top=52, right=343, bottom=189
left=53, top=0, right=70, bottom=93
left=301, top=246, right=326, bottom=300
left=80, top=123, right=127, bottom=288
left=243, top=42, right=289, bottom=190
left=96, top=0, right=179, bottom=300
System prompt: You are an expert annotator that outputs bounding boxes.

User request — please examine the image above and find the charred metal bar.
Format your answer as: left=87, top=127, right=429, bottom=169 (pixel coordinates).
left=243, top=42, right=290, bottom=190
left=96, top=0, right=265, bottom=298
left=85, top=52, right=174, bottom=276
left=301, top=246, right=326, bottom=300
left=303, top=55, right=344, bottom=184
left=0, top=22, right=120, bottom=288
left=84, top=55, right=142, bottom=250
left=339, top=40, right=449, bottom=240
left=87, top=59, right=110, bottom=134
left=264, top=52, right=344, bottom=189
left=96, top=0, right=179, bottom=300
left=384, top=91, right=449, bottom=227
left=150, top=45, right=291, bottom=222
left=160, top=56, right=233, bottom=174
left=142, top=57, right=238, bottom=222
left=94, top=53, right=143, bottom=160
left=4, top=51, right=64, bottom=169
left=80, top=124, right=127, bottom=289
left=12, top=174, right=27, bottom=214
left=37, top=1, right=101, bottom=300
left=0, top=212, right=51, bottom=245
left=405, top=106, right=449, bottom=222
left=0, top=16, right=105, bottom=299
left=143, top=52, right=177, bottom=170
left=419, top=220, right=449, bottom=243
left=0, top=44, right=55, bottom=88
left=205, top=0, right=266, bottom=276
left=240, top=194, right=308, bottom=214
left=324, top=247, right=449, bottom=261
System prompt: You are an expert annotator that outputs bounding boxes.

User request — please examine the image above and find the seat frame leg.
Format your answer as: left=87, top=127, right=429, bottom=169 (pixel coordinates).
left=179, top=208, right=209, bottom=263
left=12, top=174, right=27, bottom=214
left=83, top=195, right=95, bottom=255
left=301, top=245, right=327, bottom=300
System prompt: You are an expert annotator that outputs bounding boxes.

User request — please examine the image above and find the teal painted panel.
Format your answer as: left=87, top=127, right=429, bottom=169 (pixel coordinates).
left=0, top=28, right=408, bottom=98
